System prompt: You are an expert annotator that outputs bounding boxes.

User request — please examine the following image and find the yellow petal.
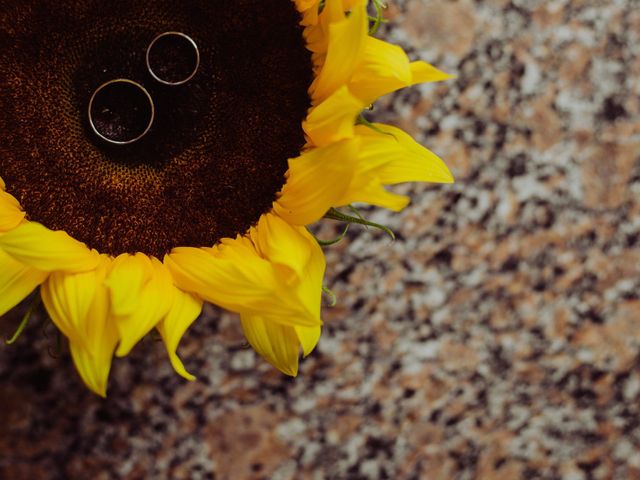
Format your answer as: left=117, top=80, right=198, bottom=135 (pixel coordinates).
left=410, top=61, right=454, bottom=84
left=349, top=39, right=453, bottom=105
left=321, top=0, right=348, bottom=23
left=40, top=255, right=111, bottom=346
left=41, top=263, right=101, bottom=348
left=156, top=289, right=202, bottom=381
left=333, top=123, right=453, bottom=210
left=294, top=0, right=320, bottom=26
left=75, top=259, right=119, bottom=397
left=340, top=179, right=411, bottom=211
left=295, top=325, right=321, bottom=357
left=354, top=124, right=454, bottom=184
left=167, top=223, right=324, bottom=328
left=105, top=253, right=153, bottom=317
left=254, top=215, right=325, bottom=326
left=348, top=37, right=411, bottom=104
left=303, top=0, right=367, bottom=66
left=69, top=339, right=116, bottom=398
left=109, top=256, right=174, bottom=357
left=304, top=0, right=348, bottom=59
left=241, top=221, right=325, bottom=375
left=273, top=138, right=358, bottom=226
left=294, top=0, right=318, bottom=10
left=167, top=245, right=319, bottom=326
left=165, top=242, right=286, bottom=317
left=0, top=189, right=25, bottom=233
left=0, top=222, right=100, bottom=272
left=303, top=85, right=365, bottom=147
left=252, top=214, right=311, bottom=278
left=0, top=248, right=47, bottom=316
left=291, top=226, right=326, bottom=318
left=240, top=314, right=300, bottom=377
left=310, top=0, right=367, bottom=103
left=69, top=310, right=117, bottom=397
left=299, top=6, right=319, bottom=27
left=41, top=255, right=117, bottom=397
left=342, top=0, right=365, bottom=10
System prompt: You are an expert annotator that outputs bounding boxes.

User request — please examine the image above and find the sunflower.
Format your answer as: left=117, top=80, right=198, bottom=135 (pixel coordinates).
left=0, top=0, right=453, bottom=396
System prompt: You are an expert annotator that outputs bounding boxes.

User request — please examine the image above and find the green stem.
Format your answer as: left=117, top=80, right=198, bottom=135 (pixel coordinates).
left=312, top=223, right=350, bottom=246
left=356, top=114, right=398, bottom=139
left=5, top=294, right=41, bottom=345
left=324, top=208, right=395, bottom=241
left=369, top=0, right=388, bottom=34
left=322, top=286, right=337, bottom=307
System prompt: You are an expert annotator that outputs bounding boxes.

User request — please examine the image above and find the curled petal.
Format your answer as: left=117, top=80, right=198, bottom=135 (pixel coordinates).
left=303, top=85, right=365, bottom=147
left=107, top=255, right=174, bottom=357
left=303, top=0, right=350, bottom=59
left=274, top=138, right=358, bottom=226
left=291, top=225, right=326, bottom=317
left=354, top=124, right=454, bottom=184
left=241, top=215, right=325, bottom=371
left=41, top=255, right=117, bottom=397
left=348, top=37, right=412, bottom=105
left=69, top=336, right=117, bottom=398
left=105, top=253, right=153, bottom=317
left=156, top=289, right=202, bottom=381
left=41, top=261, right=102, bottom=348
left=165, top=243, right=286, bottom=318
left=349, top=38, right=452, bottom=105
left=0, top=222, right=99, bottom=272
left=410, top=61, right=454, bottom=85
left=240, top=314, right=301, bottom=377
left=251, top=214, right=311, bottom=278
left=295, top=325, right=322, bottom=358
left=166, top=215, right=324, bottom=328
left=310, top=0, right=367, bottom=103
left=294, top=0, right=320, bottom=26
left=253, top=214, right=325, bottom=325
left=334, top=123, right=453, bottom=210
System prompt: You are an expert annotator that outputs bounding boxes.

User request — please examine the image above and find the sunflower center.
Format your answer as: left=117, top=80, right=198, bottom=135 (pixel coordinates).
left=0, top=0, right=311, bottom=257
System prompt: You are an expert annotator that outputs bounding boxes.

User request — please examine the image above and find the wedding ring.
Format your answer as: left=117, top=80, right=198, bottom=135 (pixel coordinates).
left=146, top=31, right=200, bottom=86
left=88, top=79, right=155, bottom=145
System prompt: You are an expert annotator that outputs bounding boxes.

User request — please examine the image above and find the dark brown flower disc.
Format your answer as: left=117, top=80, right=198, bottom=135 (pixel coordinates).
left=0, top=0, right=311, bottom=257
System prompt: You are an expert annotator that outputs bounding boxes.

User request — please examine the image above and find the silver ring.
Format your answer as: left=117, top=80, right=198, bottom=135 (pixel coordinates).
left=146, top=31, right=200, bottom=86
left=88, top=79, right=155, bottom=145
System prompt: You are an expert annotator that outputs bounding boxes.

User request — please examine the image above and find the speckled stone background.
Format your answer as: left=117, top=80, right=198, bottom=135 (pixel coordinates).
left=1, top=1, right=640, bottom=479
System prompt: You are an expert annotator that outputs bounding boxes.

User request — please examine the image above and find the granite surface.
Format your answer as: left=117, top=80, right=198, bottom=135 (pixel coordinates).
left=1, top=1, right=640, bottom=479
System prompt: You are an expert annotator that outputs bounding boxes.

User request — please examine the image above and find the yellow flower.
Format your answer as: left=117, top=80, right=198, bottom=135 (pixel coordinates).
left=0, top=0, right=453, bottom=396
